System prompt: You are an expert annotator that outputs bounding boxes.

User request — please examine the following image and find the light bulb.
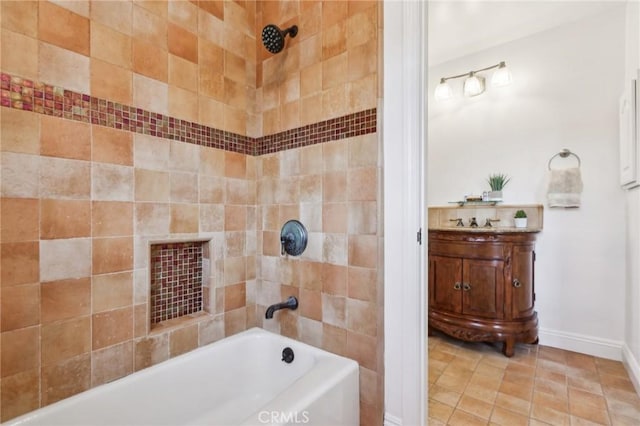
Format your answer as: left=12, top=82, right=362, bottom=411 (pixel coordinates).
left=491, top=62, right=512, bottom=87
left=434, top=78, right=453, bottom=101
left=463, top=73, right=485, bottom=97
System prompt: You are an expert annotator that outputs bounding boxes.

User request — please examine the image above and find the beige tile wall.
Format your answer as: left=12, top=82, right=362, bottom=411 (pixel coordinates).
left=257, top=0, right=379, bottom=134
left=1, top=107, right=256, bottom=421
left=1, top=0, right=256, bottom=136
left=255, top=134, right=384, bottom=424
left=428, top=204, right=544, bottom=230
left=1, top=2, right=256, bottom=419
left=0, top=0, right=383, bottom=424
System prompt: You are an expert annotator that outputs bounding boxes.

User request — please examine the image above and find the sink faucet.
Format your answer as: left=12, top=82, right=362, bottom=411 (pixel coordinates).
left=265, top=296, right=298, bottom=319
left=484, top=218, right=500, bottom=228
left=449, top=218, right=464, bottom=227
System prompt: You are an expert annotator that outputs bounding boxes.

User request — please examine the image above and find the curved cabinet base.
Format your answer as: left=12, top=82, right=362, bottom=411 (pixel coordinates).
left=428, top=310, right=538, bottom=357
left=428, top=229, right=540, bottom=358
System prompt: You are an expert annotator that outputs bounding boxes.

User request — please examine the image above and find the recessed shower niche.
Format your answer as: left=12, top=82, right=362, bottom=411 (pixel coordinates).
left=149, top=240, right=210, bottom=328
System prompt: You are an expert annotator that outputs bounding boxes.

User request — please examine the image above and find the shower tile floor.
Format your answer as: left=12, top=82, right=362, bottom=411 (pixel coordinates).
left=428, top=331, right=640, bottom=425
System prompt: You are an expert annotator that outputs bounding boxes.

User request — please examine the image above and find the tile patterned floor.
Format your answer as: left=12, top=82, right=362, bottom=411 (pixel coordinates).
left=428, top=332, right=640, bottom=425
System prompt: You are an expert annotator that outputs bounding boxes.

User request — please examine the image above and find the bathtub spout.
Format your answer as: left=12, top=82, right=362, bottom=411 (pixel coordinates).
left=265, top=296, right=298, bottom=319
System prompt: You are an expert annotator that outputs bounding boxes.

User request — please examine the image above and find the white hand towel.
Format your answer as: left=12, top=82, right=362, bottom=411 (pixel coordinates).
left=547, top=167, right=583, bottom=208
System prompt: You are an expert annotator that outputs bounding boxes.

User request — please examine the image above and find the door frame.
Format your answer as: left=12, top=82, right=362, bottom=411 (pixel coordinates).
left=383, top=1, right=428, bottom=425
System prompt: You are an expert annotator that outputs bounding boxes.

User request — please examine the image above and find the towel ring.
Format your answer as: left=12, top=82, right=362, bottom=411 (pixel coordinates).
left=548, top=149, right=581, bottom=170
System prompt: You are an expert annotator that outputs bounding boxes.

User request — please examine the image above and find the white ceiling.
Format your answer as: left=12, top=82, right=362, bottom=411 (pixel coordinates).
left=428, top=1, right=625, bottom=66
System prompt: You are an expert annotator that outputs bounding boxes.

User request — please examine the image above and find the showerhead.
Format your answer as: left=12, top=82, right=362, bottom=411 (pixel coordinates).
left=262, top=24, right=298, bottom=54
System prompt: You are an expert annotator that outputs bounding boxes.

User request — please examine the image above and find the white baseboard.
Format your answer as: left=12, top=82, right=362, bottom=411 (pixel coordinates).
left=383, top=413, right=402, bottom=426
left=538, top=327, right=623, bottom=361
left=622, top=344, right=640, bottom=396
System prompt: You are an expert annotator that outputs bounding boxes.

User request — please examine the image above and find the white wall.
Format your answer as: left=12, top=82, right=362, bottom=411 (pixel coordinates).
left=428, top=6, right=627, bottom=359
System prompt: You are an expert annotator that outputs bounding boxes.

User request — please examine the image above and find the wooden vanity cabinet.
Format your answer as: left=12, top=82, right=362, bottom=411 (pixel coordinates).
left=428, top=230, right=539, bottom=357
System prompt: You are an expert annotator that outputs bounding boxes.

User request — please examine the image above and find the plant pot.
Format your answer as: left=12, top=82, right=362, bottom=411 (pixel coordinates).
left=514, top=218, right=527, bottom=228
left=488, top=190, right=503, bottom=201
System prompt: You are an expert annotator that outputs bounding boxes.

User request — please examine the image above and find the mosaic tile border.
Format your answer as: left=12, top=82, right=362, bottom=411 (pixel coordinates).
left=1, top=72, right=377, bottom=156
left=255, top=109, right=377, bottom=155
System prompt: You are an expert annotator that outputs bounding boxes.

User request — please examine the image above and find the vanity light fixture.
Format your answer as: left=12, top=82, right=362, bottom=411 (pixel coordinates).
left=434, top=78, right=453, bottom=100
left=434, top=61, right=512, bottom=101
left=463, top=72, right=484, bottom=97
left=491, top=62, right=512, bottom=87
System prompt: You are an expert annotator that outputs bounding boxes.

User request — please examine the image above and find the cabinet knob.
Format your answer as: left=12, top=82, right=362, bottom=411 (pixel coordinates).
left=462, top=283, right=471, bottom=291
left=513, top=278, right=522, bottom=288
left=453, top=282, right=461, bottom=290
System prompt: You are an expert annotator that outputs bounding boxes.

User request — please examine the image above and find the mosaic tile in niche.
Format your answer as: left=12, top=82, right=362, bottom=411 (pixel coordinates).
left=150, top=241, right=206, bottom=326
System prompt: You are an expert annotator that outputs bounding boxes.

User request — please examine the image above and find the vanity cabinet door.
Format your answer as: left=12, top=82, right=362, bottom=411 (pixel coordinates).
left=429, top=255, right=463, bottom=314
left=461, top=259, right=504, bottom=319
left=510, top=245, right=536, bottom=319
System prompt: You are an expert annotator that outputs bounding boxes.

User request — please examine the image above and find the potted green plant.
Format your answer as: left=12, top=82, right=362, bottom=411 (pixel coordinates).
left=514, top=209, right=527, bottom=228
left=487, top=173, right=510, bottom=201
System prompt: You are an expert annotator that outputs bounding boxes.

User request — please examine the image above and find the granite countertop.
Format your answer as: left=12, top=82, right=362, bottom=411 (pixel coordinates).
left=429, top=226, right=542, bottom=233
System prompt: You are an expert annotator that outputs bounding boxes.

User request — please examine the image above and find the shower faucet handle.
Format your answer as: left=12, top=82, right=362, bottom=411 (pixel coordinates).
left=280, top=220, right=308, bottom=256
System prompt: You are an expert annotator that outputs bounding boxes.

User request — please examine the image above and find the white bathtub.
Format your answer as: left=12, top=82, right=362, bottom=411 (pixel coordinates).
left=7, top=327, right=359, bottom=426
